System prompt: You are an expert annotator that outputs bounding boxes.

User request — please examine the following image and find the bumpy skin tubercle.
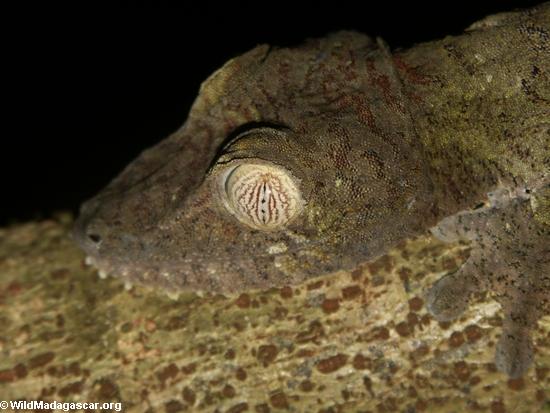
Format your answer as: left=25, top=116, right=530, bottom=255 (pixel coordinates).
left=73, top=3, right=549, bottom=377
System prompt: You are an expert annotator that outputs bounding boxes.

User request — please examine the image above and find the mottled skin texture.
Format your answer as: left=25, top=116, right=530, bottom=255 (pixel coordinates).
left=74, top=3, right=549, bottom=378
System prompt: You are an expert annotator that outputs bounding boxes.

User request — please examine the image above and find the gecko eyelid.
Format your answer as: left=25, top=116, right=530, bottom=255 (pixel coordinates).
left=205, top=121, right=291, bottom=174
left=221, top=123, right=290, bottom=151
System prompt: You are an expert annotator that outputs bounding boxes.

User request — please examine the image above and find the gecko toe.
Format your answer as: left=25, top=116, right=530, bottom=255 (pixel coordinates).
left=426, top=258, right=482, bottom=321
left=495, top=329, right=533, bottom=378
left=426, top=272, right=472, bottom=321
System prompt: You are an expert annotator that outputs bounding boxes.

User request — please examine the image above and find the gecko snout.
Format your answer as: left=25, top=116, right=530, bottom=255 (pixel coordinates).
left=72, top=214, right=107, bottom=252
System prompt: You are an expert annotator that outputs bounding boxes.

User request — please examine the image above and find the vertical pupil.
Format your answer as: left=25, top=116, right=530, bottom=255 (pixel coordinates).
left=224, top=164, right=302, bottom=229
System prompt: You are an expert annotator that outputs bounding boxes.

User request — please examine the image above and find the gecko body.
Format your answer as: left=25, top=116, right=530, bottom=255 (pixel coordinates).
left=74, top=4, right=549, bottom=378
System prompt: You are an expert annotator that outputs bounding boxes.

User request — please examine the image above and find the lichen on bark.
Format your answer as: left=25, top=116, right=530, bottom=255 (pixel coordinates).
left=0, top=216, right=548, bottom=412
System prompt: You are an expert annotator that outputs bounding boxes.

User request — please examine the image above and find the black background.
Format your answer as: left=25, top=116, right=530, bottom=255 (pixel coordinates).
left=2, top=0, right=543, bottom=225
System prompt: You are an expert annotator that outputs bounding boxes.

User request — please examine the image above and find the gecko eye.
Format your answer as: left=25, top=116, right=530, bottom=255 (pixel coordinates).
left=220, top=163, right=304, bottom=231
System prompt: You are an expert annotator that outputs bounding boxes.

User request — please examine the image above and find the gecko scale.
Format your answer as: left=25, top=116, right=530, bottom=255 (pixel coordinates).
left=74, top=3, right=549, bottom=378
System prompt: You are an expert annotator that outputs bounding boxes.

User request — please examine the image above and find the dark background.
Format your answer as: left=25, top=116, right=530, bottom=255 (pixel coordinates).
left=2, top=0, right=543, bottom=225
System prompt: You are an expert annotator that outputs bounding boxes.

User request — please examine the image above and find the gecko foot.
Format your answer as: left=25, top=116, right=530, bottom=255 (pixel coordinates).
left=427, top=193, right=549, bottom=377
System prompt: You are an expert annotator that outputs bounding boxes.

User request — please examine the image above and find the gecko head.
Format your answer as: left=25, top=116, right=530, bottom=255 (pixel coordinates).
left=73, top=32, right=433, bottom=294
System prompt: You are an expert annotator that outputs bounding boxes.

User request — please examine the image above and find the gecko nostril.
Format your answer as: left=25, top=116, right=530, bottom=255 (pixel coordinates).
left=87, top=233, right=102, bottom=244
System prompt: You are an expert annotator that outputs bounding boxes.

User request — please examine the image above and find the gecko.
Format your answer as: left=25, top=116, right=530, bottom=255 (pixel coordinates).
left=73, top=3, right=549, bottom=378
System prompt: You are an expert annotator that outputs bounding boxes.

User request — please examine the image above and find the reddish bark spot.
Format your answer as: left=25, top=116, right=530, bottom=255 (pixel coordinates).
left=370, top=326, right=390, bottom=340
left=180, top=362, right=196, bottom=375
left=398, top=267, right=412, bottom=284
left=182, top=386, right=196, bottom=405
left=222, top=384, right=236, bottom=398
left=7, top=281, right=23, bottom=295
left=407, top=312, right=419, bottom=327
left=279, top=286, right=293, bottom=299
left=464, top=325, right=483, bottom=343
left=254, top=403, right=270, bottom=413
left=296, top=349, right=315, bottom=358
left=235, top=293, right=251, bottom=308
left=449, top=331, right=465, bottom=347
left=321, top=298, right=340, bottom=314
left=367, top=255, right=393, bottom=274
left=507, top=377, right=525, bottom=391
left=299, top=380, right=314, bottom=392
left=165, top=400, right=184, bottom=413
left=14, top=363, right=27, bottom=379
left=442, top=256, right=458, bottom=271
left=490, top=400, right=506, bottom=413
left=156, top=363, right=179, bottom=384
left=227, top=403, right=248, bottom=413
left=235, top=367, right=247, bottom=381
left=341, top=285, right=362, bottom=300
left=408, top=297, right=424, bottom=312
left=453, top=361, right=470, bottom=381
left=95, top=378, right=119, bottom=399
left=441, top=320, right=454, bottom=331
left=40, top=386, right=56, bottom=397
left=28, top=352, right=55, bottom=369
left=0, top=368, right=15, bottom=383
left=307, top=280, right=324, bottom=290
left=352, top=353, right=370, bottom=370
left=67, top=362, right=81, bottom=376
left=58, top=380, right=85, bottom=397
left=257, top=344, right=279, bottom=366
left=469, top=376, right=481, bottom=386
left=269, top=391, right=289, bottom=409
left=316, top=354, right=348, bottom=374
left=395, top=321, right=412, bottom=337
left=410, top=344, right=430, bottom=361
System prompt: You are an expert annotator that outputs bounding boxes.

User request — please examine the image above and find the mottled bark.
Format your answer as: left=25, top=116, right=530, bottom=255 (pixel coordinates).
left=0, top=216, right=548, bottom=412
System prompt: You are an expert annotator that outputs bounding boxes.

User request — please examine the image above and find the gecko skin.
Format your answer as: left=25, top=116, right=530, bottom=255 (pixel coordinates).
left=73, top=3, right=549, bottom=378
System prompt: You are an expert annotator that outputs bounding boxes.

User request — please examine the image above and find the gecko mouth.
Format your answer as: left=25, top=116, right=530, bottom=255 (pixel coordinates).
left=79, top=242, right=314, bottom=296
left=82, top=252, right=237, bottom=296
left=83, top=254, right=193, bottom=297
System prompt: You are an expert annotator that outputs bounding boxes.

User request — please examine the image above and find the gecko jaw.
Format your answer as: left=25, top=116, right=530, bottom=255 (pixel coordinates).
left=82, top=252, right=215, bottom=295
left=84, top=255, right=134, bottom=284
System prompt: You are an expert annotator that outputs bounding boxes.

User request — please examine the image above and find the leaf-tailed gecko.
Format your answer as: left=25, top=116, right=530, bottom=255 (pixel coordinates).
left=73, top=3, right=549, bottom=378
